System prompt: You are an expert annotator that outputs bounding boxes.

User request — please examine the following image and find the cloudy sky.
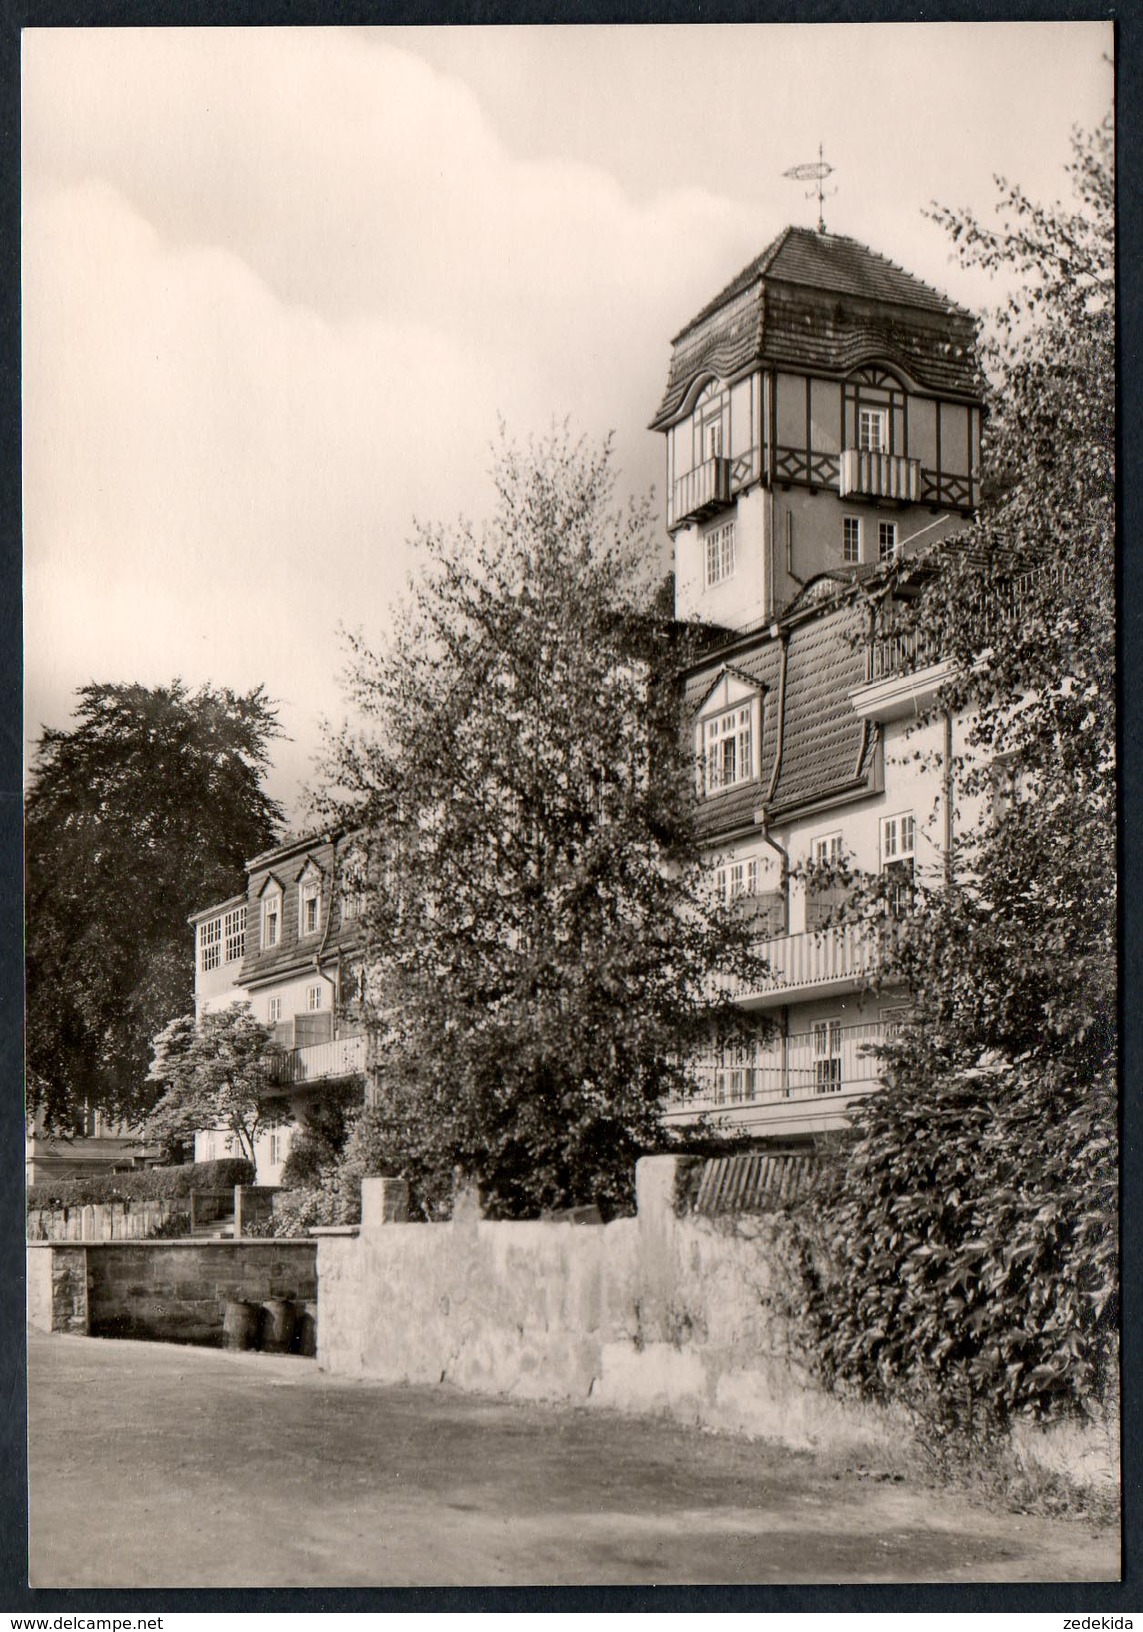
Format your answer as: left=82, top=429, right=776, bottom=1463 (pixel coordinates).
left=23, top=24, right=1113, bottom=820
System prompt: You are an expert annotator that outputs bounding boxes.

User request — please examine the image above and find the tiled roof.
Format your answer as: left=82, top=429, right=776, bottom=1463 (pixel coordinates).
left=678, top=227, right=965, bottom=341
left=652, top=226, right=979, bottom=427
left=685, top=599, right=876, bottom=841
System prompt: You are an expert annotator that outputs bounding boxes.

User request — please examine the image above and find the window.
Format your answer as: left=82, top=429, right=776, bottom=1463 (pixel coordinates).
left=703, top=704, right=753, bottom=794
left=881, top=811, right=916, bottom=864
left=223, top=906, right=246, bottom=964
left=198, top=918, right=221, bottom=973
left=812, top=833, right=843, bottom=868
left=703, top=418, right=724, bottom=460
left=306, top=985, right=324, bottom=1011
left=268, top=996, right=282, bottom=1024
left=991, top=754, right=1018, bottom=823
left=704, top=520, right=736, bottom=588
left=842, top=515, right=861, bottom=564
left=714, top=858, right=760, bottom=902
left=859, top=408, right=887, bottom=452
left=813, top=1021, right=843, bottom=1093
left=261, top=891, right=281, bottom=949
left=881, top=811, right=917, bottom=916
left=269, top=1132, right=283, bottom=1166
left=878, top=520, right=898, bottom=562
left=299, top=875, right=321, bottom=938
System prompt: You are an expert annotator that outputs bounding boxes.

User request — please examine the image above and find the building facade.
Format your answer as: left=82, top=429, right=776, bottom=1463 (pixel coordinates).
left=654, top=226, right=984, bottom=1143
left=189, top=830, right=366, bottom=1183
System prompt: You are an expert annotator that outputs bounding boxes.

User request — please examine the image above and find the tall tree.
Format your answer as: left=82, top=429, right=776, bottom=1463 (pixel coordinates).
left=26, top=682, right=284, bottom=1129
left=318, top=427, right=763, bottom=1219
left=803, top=119, right=1116, bottom=1425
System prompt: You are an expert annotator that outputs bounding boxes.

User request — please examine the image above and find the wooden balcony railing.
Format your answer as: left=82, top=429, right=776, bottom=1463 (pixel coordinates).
left=713, top=922, right=882, bottom=1006
left=838, top=448, right=921, bottom=503
left=268, top=1033, right=366, bottom=1087
left=669, top=456, right=731, bottom=529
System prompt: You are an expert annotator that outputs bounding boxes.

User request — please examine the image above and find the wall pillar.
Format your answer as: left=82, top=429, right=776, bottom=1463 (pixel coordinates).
left=360, top=1177, right=410, bottom=1230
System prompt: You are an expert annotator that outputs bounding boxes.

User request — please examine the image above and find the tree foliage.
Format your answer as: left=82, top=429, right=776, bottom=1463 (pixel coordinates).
left=799, top=120, right=1116, bottom=1425
left=26, top=681, right=284, bottom=1128
left=144, top=1004, right=287, bottom=1166
left=318, top=427, right=764, bottom=1218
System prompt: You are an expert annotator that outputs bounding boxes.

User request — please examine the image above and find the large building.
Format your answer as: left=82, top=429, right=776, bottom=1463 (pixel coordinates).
left=190, top=829, right=366, bottom=1182
left=653, top=226, right=984, bottom=1143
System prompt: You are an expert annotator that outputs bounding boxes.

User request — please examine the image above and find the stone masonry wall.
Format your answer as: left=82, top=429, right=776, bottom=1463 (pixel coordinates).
left=316, top=1159, right=889, bottom=1451
left=28, top=1240, right=316, bottom=1347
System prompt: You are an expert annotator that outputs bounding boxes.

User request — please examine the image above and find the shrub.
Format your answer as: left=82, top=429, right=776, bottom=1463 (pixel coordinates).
left=26, top=1157, right=254, bottom=1212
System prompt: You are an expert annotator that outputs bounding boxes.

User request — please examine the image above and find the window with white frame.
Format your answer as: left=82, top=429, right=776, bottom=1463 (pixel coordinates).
left=306, top=984, right=324, bottom=1011
left=299, top=874, right=321, bottom=938
left=813, top=1020, right=844, bottom=1093
left=703, top=417, right=724, bottom=460
left=878, top=520, right=898, bottom=562
left=223, top=905, right=246, bottom=964
left=269, top=1131, right=283, bottom=1166
left=267, top=996, right=282, bottom=1024
left=859, top=407, right=887, bottom=453
left=714, top=857, right=760, bottom=903
left=198, top=917, right=221, bottom=972
left=881, top=811, right=917, bottom=916
left=842, top=515, right=861, bottom=564
left=703, top=704, right=754, bottom=794
left=261, top=889, right=282, bottom=950
left=812, top=833, right=843, bottom=867
left=704, top=520, right=736, bottom=589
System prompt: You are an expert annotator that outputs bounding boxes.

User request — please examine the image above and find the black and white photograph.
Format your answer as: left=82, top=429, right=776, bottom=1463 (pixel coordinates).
left=21, top=21, right=1119, bottom=1592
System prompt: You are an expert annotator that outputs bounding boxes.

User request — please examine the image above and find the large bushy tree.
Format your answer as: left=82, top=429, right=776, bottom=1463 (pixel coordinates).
left=318, top=427, right=764, bottom=1218
left=26, top=682, right=284, bottom=1129
left=145, top=1004, right=286, bottom=1166
left=803, top=119, right=1116, bottom=1426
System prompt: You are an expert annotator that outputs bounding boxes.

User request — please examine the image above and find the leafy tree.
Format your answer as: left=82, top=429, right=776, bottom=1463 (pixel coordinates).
left=144, top=1004, right=287, bottom=1166
left=317, top=427, right=764, bottom=1218
left=800, top=119, right=1116, bottom=1426
left=26, top=682, right=284, bottom=1129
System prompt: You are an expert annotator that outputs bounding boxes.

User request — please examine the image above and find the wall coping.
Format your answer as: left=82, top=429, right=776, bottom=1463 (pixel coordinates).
left=26, top=1238, right=315, bottom=1251
left=309, top=1226, right=360, bottom=1237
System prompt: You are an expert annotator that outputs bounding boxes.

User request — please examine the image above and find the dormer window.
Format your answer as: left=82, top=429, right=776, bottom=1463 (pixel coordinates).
left=859, top=408, right=887, bottom=453
left=694, top=669, right=763, bottom=797
left=704, top=706, right=752, bottom=791
left=298, top=862, right=323, bottom=939
left=259, top=879, right=284, bottom=950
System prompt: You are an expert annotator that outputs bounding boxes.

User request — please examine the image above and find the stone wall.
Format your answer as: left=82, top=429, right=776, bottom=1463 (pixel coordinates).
left=27, top=1198, right=185, bottom=1242
left=27, top=1240, right=316, bottom=1347
left=316, top=1159, right=890, bottom=1451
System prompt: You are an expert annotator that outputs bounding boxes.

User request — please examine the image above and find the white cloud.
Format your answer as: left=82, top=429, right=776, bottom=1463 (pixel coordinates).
left=22, top=25, right=1113, bottom=815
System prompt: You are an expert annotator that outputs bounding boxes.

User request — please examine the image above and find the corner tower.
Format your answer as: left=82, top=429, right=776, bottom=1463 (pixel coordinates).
left=651, top=227, right=983, bottom=631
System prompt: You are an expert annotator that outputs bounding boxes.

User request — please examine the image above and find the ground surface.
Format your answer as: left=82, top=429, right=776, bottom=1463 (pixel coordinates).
left=27, top=1331, right=1119, bottom=1588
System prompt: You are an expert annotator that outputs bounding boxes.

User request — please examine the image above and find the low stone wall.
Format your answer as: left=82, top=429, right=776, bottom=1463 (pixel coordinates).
left=317, top=1159, right=890, bottom=1451
left=28, top=1240, right=317, bottom=1347
left=27, top=1198, right=185, bottom=1242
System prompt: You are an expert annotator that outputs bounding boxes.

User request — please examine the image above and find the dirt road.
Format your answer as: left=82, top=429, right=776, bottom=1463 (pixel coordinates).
left=27, top=1331, right=1118, bottom=1588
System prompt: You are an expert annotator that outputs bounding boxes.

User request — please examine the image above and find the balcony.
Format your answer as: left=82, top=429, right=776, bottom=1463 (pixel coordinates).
left=714, top=922, right=881, bottom=1008
left=666, top=1019, right=889, bottom=1125
left=669, top=456, right=731, bottom=529
left=838, top=448, right=920, bottom=504
left=268, top=1033, right=366, bottom=1087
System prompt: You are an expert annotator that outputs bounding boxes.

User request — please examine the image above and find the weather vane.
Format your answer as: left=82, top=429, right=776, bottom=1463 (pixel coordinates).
left=783, top=145, right=835, bottom=235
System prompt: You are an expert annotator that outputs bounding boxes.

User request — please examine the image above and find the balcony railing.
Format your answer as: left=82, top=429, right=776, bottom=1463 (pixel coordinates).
left=864, top=623, right=942, bottom=684
left=714, top=922, right=882, bottom=1006
left=683, top=1020, right=889, bottom=1114
left=268, top=1033, right=366, bottom=1087
left=669, top=456, right=731, bottom=529
left=838, top=448, right=921, bottom=503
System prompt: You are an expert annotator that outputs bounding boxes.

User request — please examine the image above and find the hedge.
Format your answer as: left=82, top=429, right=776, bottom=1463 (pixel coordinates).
left=26, top=1158, right=254, bottom=1212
